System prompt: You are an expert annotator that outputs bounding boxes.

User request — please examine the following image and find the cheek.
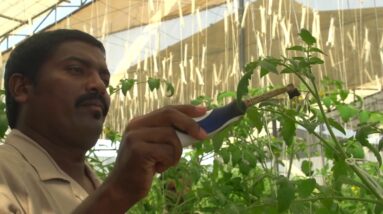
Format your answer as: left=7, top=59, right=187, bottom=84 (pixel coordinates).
left=36, top=74, right=82, bottom=94
left=33, top=79, right=81, bottom=108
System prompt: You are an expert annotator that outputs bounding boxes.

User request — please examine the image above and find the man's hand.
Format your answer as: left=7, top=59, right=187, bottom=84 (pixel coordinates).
left=73, top=105, right=207, bottom=213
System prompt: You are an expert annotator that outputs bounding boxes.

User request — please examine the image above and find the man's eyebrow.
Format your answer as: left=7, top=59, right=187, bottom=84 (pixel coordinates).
left=62, top=56, right=110, bottom=74
left=62, top=56, right=91, bottom=66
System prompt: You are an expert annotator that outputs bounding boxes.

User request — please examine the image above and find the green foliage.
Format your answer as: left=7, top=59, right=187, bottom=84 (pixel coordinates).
left=108, top=77, right=175, bottom=98
left=165, top=81, right=175, bottom=97
left=147, top=77, right=161, bottom=91
left=277, top=177, right=295, bottom=212
left=280, top=111, right=296, bottom=147
left=379, top=137, right=383, bottom=151
left=246, top=107, right=263, bottom=133
left=88, top=29, right=383, bottom=213
left=296, top=178, right=316, bottom=197
left=120, top=79, right=135, bottom=96
left=301, top=160, right=314, bottom=176
left=0, top=90, right=8, bottom=139
left=299, top=28, right=317, bottom=46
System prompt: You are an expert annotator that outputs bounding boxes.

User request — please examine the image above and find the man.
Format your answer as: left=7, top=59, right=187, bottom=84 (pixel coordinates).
left=0, top=29, right=207, bottom=213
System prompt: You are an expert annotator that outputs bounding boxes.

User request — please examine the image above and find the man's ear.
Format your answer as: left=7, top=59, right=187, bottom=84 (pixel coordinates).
left=8, top=73, right=34, bottom=103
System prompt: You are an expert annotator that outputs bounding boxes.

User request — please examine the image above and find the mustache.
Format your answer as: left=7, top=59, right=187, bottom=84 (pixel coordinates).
left=75, top=92, right=109, bottom=116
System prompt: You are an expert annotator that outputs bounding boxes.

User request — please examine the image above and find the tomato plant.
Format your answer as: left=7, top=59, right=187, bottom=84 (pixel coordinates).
left=91, top=29, right=383, bottom=213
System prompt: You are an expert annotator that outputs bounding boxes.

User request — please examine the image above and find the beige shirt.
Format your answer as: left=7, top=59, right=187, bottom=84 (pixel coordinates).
left=0, top=130, right=101, bottom=214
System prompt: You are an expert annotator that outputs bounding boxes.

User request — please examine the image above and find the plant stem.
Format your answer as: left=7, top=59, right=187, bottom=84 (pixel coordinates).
left=287, top=144, right=294, bottom=179
left=310, top=80, right=347, bottom=159
left=303, top=47, right=383, bottom=201
left=265, top=108, right=338, bottom=153
left=294, top=195, right=383, bottom=206
left=248, top=195, right=383, bottom=208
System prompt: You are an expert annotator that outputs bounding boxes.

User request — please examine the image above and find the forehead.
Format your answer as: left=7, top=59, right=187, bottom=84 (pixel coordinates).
left=50, top=40, right=106, bottom=62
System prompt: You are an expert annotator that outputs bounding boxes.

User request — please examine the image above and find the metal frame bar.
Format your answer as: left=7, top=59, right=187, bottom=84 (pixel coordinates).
left=0, top=14, right=27, bottom=24
left=0, top=0, right=93, bottom=52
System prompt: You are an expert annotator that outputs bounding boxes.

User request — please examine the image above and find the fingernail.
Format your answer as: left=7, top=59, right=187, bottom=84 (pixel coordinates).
left=195, top=106, right=207, bottom=112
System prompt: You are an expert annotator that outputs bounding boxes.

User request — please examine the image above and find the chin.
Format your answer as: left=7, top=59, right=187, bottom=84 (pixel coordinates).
left=75, top=121, right=104, bottom=141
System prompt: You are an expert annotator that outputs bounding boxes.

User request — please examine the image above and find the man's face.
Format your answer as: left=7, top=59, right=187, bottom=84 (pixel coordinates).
left=24, top=41, right=111, bottom=149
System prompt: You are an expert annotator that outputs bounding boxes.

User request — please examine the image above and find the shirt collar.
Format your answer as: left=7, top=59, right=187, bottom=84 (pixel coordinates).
left=4, top=129, right=99, bottom=185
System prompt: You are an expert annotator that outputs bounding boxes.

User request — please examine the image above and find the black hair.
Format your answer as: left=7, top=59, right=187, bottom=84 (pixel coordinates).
left=4, top=29, right=105, bottom=128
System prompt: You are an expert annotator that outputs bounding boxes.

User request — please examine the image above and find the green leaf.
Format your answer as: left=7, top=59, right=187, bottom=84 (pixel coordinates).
left=246, top=107, right=263, bottom=133
left=120, top=79, right=135, bottom=96
left=296, top=178, right=316, bottom=197
left=301, top=119, right=319, bottom=133
left=322, top=96, right=332, bottom=108
left=104, top=127, right=122, bottom=143
left=336, top=104, right=358, bottom=122
left=359, top=110, right=370, bottom=123
left=309, top=47, right=326, bottom=55
left=370, top=112, right=383, bottom=123
left=231, top=146, right=241, bottom=166
left=364, top=142, right=382, bottom=166
left=301, top=160, right=314, bottom=176
left=347, top=142, right=365, bottom=159
left=217, top=91, right=236, bottom=103
left=355, top=125, right=382, bottom=166
left=239, top=161, right=251, bottom=175
left=147, top=77, right=160, bottom=91
left=243, top=149, right=257, bottom=165
left=259, top=59, right=278, bottom=77
left=244, top=61, right=258, bottom=72
left=339, top=89, right=349, bottom=100
left=277, top=177, right=295, bottom=212
left=281, top=66, right=294, bottom=74
left=260, top=67, right=269, bottom=77
left=379, top=137, right=383, bottom=151
left=236, top=70, right=253, bottom=103
left=286, top=45, right=306, bottom=52
left=212, top=131, right=225, bottom=152
left=281, top=112, right=296, bottom=147
left=375, top=204, right=383, bottom=214
left=165, top=82, right=175, bottom=97
left=299, top=28, right=316, bottom=46
left=0, top=113, right=8, bottom=138
left=332, top=160, right=348, bottom=181
left=327, top=118, right=346, bottom=135
left=308, top=57, right=324, bottom=64
left=220, top=148, right=230, bottom=164
left=108, top=85, right=116, bottom=95
left=253, top=176, right=266, bottom=197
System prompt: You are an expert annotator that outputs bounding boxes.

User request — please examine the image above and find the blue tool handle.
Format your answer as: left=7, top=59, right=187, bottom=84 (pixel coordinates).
left=177, top=101, right=246, bottom=147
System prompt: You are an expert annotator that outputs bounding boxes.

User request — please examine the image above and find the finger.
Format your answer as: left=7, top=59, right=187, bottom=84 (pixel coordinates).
left=126, top=105, right=208, bottom=140
left=123, top=127, right=183, bottom=167
left=125, top=139, right=177, bottom=174
left=129, top=105, right=207, bottom=127
left=169, top=105, right=207, bottom=118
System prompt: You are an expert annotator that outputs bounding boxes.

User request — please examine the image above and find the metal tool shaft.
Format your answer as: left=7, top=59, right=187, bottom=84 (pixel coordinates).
left=243, top=84, right=298, bottom=108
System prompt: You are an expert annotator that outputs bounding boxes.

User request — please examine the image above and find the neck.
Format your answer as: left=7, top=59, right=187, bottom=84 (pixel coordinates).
left=17, top=126, right=87, bottom=161
left=15, top=126, right=96, bottom=193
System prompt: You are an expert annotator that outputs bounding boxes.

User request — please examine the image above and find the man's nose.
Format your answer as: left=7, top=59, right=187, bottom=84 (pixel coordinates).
left=86, top=71, right=107, bottom=95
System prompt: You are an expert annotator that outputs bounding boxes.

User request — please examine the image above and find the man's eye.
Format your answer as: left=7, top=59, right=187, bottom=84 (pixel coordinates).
left=67, top=66, right=84, bottom=74
left=101, top=72, right=110, bottom=86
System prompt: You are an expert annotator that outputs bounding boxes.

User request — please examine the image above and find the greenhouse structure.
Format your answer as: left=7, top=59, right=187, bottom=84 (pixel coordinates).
left=0, top=0, right=382, bottom=213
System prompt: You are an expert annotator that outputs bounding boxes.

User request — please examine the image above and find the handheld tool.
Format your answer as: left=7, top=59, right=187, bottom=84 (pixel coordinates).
left=177, top=84, right=301, bottom=147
